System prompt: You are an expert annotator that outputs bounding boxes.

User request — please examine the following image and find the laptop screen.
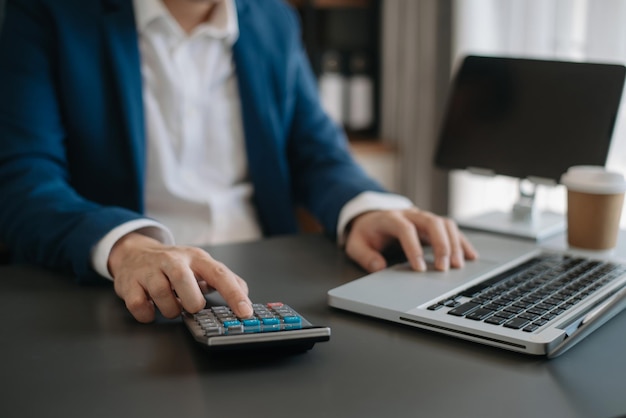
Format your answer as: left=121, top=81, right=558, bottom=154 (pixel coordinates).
left=434, top=55, right=626, bottom=182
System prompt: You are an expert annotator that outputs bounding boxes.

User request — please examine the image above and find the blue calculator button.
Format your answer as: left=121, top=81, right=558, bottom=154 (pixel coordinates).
left=262, top=318, right=280, bottom=326
left=242, top=319, right=261, bottom=332
left=243, top=325, right=261, bottom=333
left=283, top=316, right=301, bottom=324
left=242, top=318, right=261, bottom=327
left=261, top=324, right=281, bottom=332
left=222, top=320, right=241, bottom=328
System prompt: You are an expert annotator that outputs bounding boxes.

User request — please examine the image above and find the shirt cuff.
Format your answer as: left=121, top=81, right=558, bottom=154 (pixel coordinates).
left=337, top=191, right=415, bottom=245
left=91, top=219, right=175, bottom=280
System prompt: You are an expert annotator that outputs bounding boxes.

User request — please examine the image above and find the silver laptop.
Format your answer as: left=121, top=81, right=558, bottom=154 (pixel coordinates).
left=327, top=231, right=626, bottom=357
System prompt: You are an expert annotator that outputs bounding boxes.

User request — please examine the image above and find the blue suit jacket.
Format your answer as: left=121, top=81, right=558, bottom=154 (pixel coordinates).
left=0, top=0, right=385, bottom=282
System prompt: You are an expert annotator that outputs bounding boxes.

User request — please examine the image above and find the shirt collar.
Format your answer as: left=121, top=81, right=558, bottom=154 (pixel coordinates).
left=132, top=0, right=239, bottom=43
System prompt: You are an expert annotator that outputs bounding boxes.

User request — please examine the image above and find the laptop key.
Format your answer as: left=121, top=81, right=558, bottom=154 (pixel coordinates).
left=503, top=317, right=531, bottom=329
left=523, top=324, right=540, bottom=332
left=494, top=310, right=515, bottom=319
left=448, top=302, right=481, bottom=316
left=484, top=315, right=509, bottom=325
left=465, top=308, right=494, bottom=321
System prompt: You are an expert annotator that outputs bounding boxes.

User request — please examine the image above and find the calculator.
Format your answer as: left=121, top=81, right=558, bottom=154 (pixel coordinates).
left=182, top=302, right=331, bottom=352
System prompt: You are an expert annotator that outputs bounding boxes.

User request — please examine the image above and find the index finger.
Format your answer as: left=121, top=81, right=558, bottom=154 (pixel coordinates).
left=190, top=252, right=253, bottom=318
left=405, top=210, right=451, bottom=271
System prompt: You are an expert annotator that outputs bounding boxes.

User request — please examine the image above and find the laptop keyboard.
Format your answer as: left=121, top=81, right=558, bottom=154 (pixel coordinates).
left=427, top=254, right=626, bottom=333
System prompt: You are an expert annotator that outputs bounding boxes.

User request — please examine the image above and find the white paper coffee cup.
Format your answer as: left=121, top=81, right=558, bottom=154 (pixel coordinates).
left=560, top=166, right=626, bottom=250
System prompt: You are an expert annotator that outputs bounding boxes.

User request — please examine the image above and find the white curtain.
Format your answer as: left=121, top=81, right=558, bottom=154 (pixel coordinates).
left=451, top=0, right=626, bottom=226
left=380, top=0, right=452, bottom=214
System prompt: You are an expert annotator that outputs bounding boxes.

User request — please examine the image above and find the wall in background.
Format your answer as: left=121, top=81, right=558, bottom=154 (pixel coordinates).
left=380, top=0, right=453, bottom=212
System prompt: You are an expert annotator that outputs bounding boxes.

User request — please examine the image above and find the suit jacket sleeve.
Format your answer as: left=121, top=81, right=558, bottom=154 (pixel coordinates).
left=0, top=1, right=144, bottom=283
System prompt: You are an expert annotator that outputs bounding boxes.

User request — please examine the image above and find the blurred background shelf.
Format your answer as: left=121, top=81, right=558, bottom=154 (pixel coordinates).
left=289, top=0, right=382, bottom=140
left=287, top=0, right=397, bottom=191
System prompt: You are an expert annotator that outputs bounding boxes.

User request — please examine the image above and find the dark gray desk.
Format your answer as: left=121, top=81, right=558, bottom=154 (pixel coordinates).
left=1, top=234, right=625, bottom=418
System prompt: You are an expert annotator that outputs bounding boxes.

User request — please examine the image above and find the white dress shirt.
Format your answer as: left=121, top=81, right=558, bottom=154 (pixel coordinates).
left=92, top=0, right=412, bottom=279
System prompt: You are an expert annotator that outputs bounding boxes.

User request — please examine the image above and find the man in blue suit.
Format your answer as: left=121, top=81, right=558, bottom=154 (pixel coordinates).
left=0, top=0, right=477, bottom=322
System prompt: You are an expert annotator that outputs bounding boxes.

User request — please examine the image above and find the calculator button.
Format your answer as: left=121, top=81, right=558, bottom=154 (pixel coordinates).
left=261, top=324, right=281, bottom=332
left=243, top=323, right=261, bottom=333
left=283, top=316, right=302, bottom=330
left=242, top=318, right=261, bottom=327
left=275, top=309, right=293, bottom=316
left=198, top=320, right=219, bottom=328
left=225, top=324, right=244, bottom=334
left=283, top=316, right=301, bottom=324
left=204, top=328, right=223, bottom=336
left=261, top=317, right=281, bottom=332
left=222, top=320, right=241, bottom=328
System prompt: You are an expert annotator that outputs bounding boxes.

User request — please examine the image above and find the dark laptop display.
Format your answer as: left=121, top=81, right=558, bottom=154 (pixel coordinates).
left=435, top=55, right=626, bottom=182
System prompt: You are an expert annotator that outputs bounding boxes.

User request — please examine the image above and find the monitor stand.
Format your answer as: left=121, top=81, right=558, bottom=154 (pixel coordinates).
left=456, top=180, right=566, bottom=241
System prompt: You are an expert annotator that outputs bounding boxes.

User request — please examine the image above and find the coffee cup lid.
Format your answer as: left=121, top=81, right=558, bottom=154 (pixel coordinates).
left=560, top=165, right=626, bottom=194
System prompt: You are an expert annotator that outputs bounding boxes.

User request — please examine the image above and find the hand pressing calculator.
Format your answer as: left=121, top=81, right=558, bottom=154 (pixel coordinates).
left=182, top=302, right=331, bottom=352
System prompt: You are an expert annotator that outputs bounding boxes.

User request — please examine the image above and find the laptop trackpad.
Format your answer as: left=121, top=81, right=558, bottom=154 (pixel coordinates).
left=386, top=258, right=502, bottom=308
left=330, top=258, right=503, bottom=313
left=328, top=232, right=539, bottom=312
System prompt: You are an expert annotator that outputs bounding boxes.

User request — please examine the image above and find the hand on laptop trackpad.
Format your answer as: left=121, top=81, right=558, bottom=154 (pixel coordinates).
left=342, top=256, right=501, bottom=313
left=381, top=241, right=443, bottom=269
left=383, top=241, right=489, bottom=273
left=390, top=255, right=498, bottom=276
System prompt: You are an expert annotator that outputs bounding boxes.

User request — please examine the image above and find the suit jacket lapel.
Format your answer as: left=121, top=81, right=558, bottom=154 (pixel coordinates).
left=233, top=0, right=298, bottom=234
